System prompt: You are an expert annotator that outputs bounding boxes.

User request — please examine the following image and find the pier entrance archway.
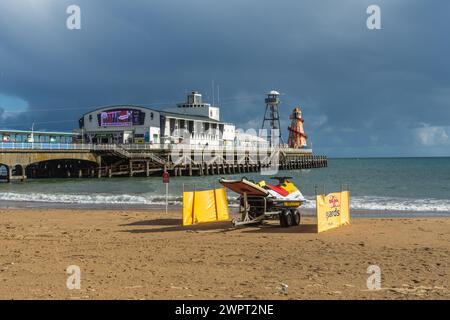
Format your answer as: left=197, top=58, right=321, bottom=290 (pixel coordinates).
left=0, top=163, right=8, bottom=181
left=12, top=164, right=24, bottom=177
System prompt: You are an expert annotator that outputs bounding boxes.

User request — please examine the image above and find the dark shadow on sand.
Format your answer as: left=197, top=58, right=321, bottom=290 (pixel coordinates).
left=121, top=217, right=317, bottom=234
left=241, top=223, right=317, bottom=234
left=121, top=220, right=236, bottom=234
left=120, top=218, right=181, bottom=227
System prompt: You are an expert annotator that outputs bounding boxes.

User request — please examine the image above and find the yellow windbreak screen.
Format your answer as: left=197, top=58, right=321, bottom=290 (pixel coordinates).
left=215, top=188, right=230, bottom=221
left=182, top=188, right=230, bottom=225
left=182, top=191, right=194, bottom=226
left=316, top=191, right=350, bottom=233
left=193, top=190, right=218, bottom=224
left=340, top=191, right=350, bottom=225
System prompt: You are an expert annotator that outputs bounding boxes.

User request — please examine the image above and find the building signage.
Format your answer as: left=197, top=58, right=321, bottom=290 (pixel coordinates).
left=99, top=109, right=145, bottom=127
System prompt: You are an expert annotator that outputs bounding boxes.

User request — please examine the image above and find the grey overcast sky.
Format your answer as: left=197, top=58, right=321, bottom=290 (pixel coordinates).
left=0, top=0, right=449, bottom=157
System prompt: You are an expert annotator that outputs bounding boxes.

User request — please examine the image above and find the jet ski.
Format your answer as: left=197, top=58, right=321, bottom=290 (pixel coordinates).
left=220, top=177, right=306, bottom=227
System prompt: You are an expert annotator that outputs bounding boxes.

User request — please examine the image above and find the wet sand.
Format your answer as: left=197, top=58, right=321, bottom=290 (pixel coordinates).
left=0, top=208, right=448, bottom=299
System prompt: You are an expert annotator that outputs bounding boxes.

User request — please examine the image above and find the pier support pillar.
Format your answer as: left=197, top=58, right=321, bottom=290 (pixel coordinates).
left=146, top=161, right=150, bottom=177
left=129, top=161, right=133, bottom=177
left=6, top=167, right=12, bottom=183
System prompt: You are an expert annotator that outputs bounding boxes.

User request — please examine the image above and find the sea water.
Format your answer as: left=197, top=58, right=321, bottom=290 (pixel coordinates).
left=0, top=158, right=449, bottom=216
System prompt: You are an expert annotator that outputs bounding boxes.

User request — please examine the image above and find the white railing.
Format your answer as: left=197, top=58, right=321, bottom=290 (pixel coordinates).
left=0, top=142, right=169, bottom=151
left=0, top=142, right=92, bottom=150
left=0, top=142, right=314, bottom=154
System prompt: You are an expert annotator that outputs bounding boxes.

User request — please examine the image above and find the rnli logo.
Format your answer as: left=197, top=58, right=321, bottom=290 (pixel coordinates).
left=328, top=195, right=340, bottom=208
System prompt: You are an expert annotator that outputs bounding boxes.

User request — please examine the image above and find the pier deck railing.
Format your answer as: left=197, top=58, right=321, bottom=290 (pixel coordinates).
left=0, top=142, right=314, bottom=154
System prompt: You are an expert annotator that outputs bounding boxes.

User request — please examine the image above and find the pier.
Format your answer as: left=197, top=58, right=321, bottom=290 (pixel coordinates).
left=0, top=143, right=327, bottom=182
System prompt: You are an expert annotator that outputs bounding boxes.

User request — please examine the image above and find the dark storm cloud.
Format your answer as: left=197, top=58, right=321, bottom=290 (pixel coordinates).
left=0, top=0, right=449, bottom=156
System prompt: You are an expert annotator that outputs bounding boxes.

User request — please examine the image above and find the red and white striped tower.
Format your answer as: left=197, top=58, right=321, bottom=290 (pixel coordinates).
left=288, top=107, right=308, bottom=148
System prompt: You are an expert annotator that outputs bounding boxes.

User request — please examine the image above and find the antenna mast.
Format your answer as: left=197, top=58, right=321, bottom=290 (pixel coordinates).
left=212, top=80, right=215, bottom=106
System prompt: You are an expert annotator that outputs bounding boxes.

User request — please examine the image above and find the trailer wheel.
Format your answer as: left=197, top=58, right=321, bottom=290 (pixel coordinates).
left=279, top=210, right=293, bottom=228
left=292, top=209, right=301, bottom=226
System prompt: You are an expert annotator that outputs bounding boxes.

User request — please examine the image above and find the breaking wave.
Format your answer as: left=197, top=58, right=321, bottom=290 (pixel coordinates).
left=301, top=196, right=450, bottom=213
left=0, top=192, right=182, bottom=206
left=0, top=192, right=449, bottom=213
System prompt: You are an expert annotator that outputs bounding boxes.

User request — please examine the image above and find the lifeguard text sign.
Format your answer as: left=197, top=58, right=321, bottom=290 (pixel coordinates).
left=316, top=191, right=350, bottom=233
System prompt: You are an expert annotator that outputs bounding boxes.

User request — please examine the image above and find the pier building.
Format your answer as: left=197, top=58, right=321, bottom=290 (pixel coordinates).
left=79, top=91, right=236, bottom=147
left=0, top=90, right=327, bottom=182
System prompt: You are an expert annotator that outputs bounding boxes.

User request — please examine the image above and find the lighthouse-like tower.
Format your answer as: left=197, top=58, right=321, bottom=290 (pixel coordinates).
left=261, top=90, right=282, bottom=146
left=288, top=107, right=308, bottom=148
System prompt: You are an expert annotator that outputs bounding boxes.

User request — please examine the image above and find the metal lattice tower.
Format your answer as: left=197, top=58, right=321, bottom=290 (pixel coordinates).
left=261, top=90, right=282, bottom=146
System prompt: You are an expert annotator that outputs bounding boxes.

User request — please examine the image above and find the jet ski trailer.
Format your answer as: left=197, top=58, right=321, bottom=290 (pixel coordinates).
left=219, top=177, right=306, bottom=227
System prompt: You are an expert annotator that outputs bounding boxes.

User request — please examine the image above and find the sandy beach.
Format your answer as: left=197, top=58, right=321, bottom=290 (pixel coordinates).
left=0, top=208, right=448, bottom=300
